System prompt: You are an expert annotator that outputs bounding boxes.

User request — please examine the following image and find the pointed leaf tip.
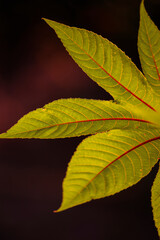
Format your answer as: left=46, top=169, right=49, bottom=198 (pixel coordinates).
left=53, top=208, right=64, bottom=213
left=53, top=209, right=58, bottom=213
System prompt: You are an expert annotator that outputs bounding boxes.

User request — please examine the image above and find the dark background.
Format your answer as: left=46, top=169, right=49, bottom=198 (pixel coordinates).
left=0, top=0, right=160, bottom=239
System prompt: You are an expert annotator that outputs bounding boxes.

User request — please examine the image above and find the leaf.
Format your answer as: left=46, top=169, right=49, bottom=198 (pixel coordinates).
left=151, top=163, right=160, bottom=237
left=43, top=18, right=158, bottom=111
left=56, top=129, right=160, bottom=212
left=0, top=98, right=155, bottom=139
left=138, top=1, right=160, bottom=96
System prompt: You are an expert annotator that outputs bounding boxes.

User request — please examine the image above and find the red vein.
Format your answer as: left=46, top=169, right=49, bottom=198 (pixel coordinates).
left=2, top=117, right=153, bottom=137
left=98, top=135, right=160, bottom=174
left=50, top=117, right=151, bottom=126
left=88, top=54, right=156, bottom=111
left=56, top=134, right=160, bottom=211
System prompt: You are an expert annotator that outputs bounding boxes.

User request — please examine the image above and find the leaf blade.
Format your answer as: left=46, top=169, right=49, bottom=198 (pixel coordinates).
left=57, top=129, right=160, bottom=212
left=151, top=163, right=160, bottom=237
left=44, top=18, right=158, bottom=110
left=0, top=98, right=154, bottom=139
left=138, top=1, right=160, bottom=96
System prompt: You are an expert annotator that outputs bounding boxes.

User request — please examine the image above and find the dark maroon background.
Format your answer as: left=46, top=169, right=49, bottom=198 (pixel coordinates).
left=0, top=0, right=160, bottom=239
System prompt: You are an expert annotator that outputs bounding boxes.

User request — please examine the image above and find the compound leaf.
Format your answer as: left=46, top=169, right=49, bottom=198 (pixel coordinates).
left=56, top=129, right=160, bottom=212
left=138, top=1, right=160, bottom=96
left=0, top=4, right=160, bottom=238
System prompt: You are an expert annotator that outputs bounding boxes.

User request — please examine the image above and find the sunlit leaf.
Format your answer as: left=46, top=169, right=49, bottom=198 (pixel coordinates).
left=0, top=2, right=160, bottom=237
left=138, top=1, right=160, bottom=96
left=151, top=163, right=160, bottom=237
left=57, top=129, right=160, bottom=212
left=43, top=17, right=158, bottom=111
left=0, top=98, right=155, bottom=139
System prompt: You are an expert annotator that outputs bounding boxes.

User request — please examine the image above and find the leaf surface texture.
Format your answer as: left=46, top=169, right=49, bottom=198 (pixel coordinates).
left=0, top=99, right=153, bottom=139
left=138, top=1, right=160, bottom=96
left=152, top=163, right=160, bottom=236
left=57, top=129, right=160, bottom=211
left=44, top=18, right=158, bottom=111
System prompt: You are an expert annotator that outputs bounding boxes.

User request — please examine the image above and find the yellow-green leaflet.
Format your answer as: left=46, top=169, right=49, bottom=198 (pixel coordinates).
left=152, top=163, right=160, bottom=236
left=138, top=1, right=160, bottom=96
left=43, top=18, right=159, bottom=110
left=57, top=129, right=160, bottom=212
left=0, top=99, right=156, bottom=139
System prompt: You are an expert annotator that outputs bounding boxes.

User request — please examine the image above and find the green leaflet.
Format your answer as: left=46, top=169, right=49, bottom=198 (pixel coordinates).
left=43, top=18, right=159, bottom=111
left=57, top=129, right=160, bottom=212
left=151, top=163, right=160, bottom=236
left=138, top=1, right=160, bottom=96
left=0, top=99, right=155, bottom=139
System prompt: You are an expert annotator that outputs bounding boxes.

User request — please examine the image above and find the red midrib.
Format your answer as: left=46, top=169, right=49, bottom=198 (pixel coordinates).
left=88, top=54, right=156, bottom=111
left=6, top=117, right=152, bottom=136
left=86, top=135, right=160, bottom=191
left=100, top=135, right=160, bottom=173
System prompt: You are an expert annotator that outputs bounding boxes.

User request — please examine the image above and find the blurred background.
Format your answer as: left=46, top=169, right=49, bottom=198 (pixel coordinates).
left=0, top=0, right=160, bottom=239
